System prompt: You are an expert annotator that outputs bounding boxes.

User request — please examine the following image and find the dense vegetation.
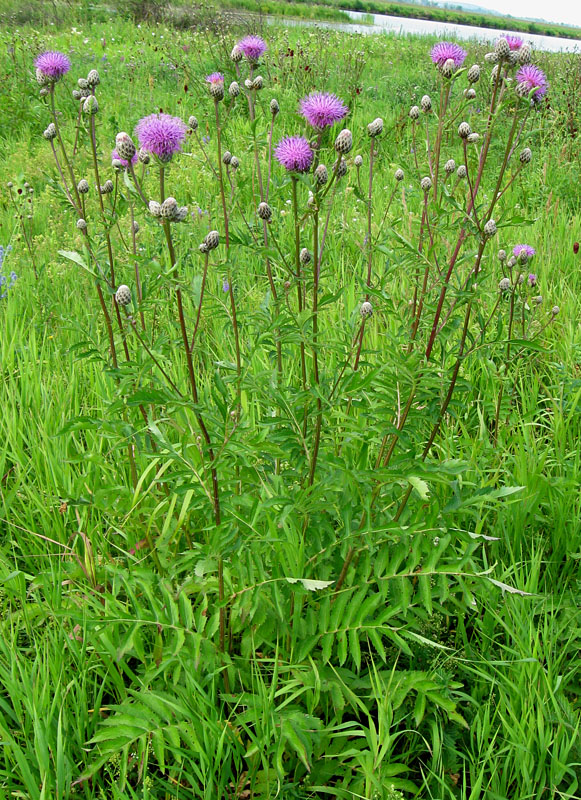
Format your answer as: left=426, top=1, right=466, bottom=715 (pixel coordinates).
left=0, top=5, right=580, bottom=800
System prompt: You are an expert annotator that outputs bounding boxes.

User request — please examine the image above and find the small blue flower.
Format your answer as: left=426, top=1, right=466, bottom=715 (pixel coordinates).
left=222, top=279, right=230, bottom=293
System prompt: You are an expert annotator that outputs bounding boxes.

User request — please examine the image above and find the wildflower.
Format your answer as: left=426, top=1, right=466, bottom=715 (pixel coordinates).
left=421, top=95, right=432, bottom=112
left=223, top=279, right=230, bottom=292
left=395, top=168, right=404, bottom=182
left=520, top=147, right=532, bottom=164
left=204, top=230, right=220, bottom=251
left=115, top=285, right=132, bottom=306
left=87, top=68, right=100, bottom=87
left=43, top=123, right=57, bottom=140
left=83, top=95, right=98, bottom=115
left=515, top=65, right=548, bottom=101
left=444, top=159, right=456, bottom=174
left=275, top=136, right=313, bottom=173
left=528, top=273, right=537, bottom=287
left=270, top=98, right=280, bottom=116
left=300, top=248, right=311, bottom=265
left=314, top=164, right=328, bottom=185
left=230, top=156, right=239, bottom=170
left=457, top=165, right=467, bottom=178
left=299, top=91, right=348, bottom=130
left=467, top=132, right=479, bottom=143
left=360, top=301, right=373, bottom=317
left=251, top=75, right=264, bottom=91
left=149, top=200, right=161, bottom=217
left=532, top=295, right=543, bottom=305
left=100, top=180, right=114, bottom=194
left=517, top=44, right=532, bottom=64
left=230, top=44, right=243, bottom=63
left=76, top=218, right=87, bottom=230
left=421, top=176, right=432, bottom=193
left=506, top=35, right=524, bottom=50
left=236, top=35, right=267, bottom=63
left=513, top=244, right=536, bottom=262
left=257, top=202, right=272, bottom=221
left=229, top=81, right=240, bottom=98
left=499, top=277, right=511, bottom=292
left=430, top=41, right=467, bottom=69
left=206, top=72, right=224, bottom=100
left=222, top=151, right=232, bottom=165
left=354, top=155, right=363, bottom=168
left=77, top=179, right=89, bottom=193
left=160, top=197, right=178, bottom=219
left=495, top=37, right=510, bottom=58
left=135, top=113, right=187, bottom=162
left=35, top=51, right=71, bottom=83
left=551, top=305, right=559, bottom=316
left=498, top=249, right=506, bottom=261
left=188, top=115, right=198, bottom=130
left=336, top=158, right=347, bottom=178
left=409, top=105, right=420, bottom=119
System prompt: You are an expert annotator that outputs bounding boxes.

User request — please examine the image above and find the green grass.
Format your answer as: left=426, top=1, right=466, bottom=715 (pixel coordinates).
left=0, top=8, right=580, bottom=800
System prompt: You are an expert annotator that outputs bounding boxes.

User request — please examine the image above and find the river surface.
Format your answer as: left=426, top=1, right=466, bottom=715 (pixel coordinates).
left=270, top=9, right=580, bottom=53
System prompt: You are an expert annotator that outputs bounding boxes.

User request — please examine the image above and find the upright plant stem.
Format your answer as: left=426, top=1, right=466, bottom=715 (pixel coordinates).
left=308, top=207, right=322, bottom=487
left=291, top=177, right=308, bottom=433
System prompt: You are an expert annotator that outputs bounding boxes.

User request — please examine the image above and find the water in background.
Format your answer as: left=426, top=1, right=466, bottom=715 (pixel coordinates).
left=269, top=9, right=580, bottom=53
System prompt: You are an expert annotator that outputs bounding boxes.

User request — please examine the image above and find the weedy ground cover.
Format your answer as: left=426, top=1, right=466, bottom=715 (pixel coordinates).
left=0, top=9, right=580, bottom=800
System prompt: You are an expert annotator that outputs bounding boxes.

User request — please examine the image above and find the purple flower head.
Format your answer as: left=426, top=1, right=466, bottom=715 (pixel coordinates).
left=516, top=65, right=548, bottom=101
left=112, top=148, right=138, bottom=168
left=205, top=72, right=224, bottom=85
left=430, top=41, right=467, bottom=69
left=513, top=244, right=536, bottom=259
left=135, top=113, right=187, bottom=162
left=528, top=273, right=537, bottom=287
left=505, top=34, right=524, bottom=51
left=275, top=136, right=314, bottom=173
left=299, top=91, right=348, bottom=130
left=35, top=51, right=71, bottom=81
left=236, top=35, right=267, bottom=63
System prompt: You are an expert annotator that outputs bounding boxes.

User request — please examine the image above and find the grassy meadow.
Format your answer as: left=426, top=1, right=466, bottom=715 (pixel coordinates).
left=0, top=4, right=580, bottom=800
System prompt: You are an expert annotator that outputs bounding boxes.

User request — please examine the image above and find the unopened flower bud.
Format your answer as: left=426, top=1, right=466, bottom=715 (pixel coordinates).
left=115, top=131, right=136, bottom=162
left=112, top=159, right=125, bottom=170
left=508, top=256, right=517, bottom=268
left=72, top=89, right=81, bottom=100
left=78, top=78, right=90, bottom=91
left=199, top=242, right=209, bottom=254
left=467, top=64, right=480, bottom=83
left=204, top=230, right=220, bottom=250
left=495, top=38, right=510, bottom=59
left=498, top=249, right=507, bottom=262
left=230, top=156, right=239, bottom=170
left=160, top=197, right=178, bottom=219
left=518, top=250, right=529, bottom=265
left=138, top=148, right=150, bottom=164
left=518, top=44, right=532, bottom=64
left=87, top=69, right=100, bottom=87
left=421, top=176, right=432, bottom=193
left=100, top=180, right=114, bottom=194
left=300, top=247, right=311, bottom=265
left=83, top=95, right=98, bottom=115
left=367, top=117, right=383, bottom=137
left=230, top=44, right=243, bottom=62
left=188, top=115, right=198, bottom=131
left=441, top=58, right=455, bottom=78
left=360, top=301, right=373, bottom=317
left=467, top=132, right=480, bottom=143
left=270, top=98, right=279, bottom=116
left=43, top=123, right=57, bottom=140
left=508, top=51, right=519, bottom=66
left=244, top=78, right=253, bottom=90
left=77, top=179, right=89, bottom=194
left=520, top=147, right=532, bottom=164
left=229, top=81, right=240, bottom=98
left=116, top=284, right=132, bottom=306
left=499, top=277, right=511, bottom=292
left=395, top=168, right=404, bottom=182
left=354, top=155, right=363, bottom=168
left=76, top=218, right=87, bottom=230
left=39, top=87, right=49, bottom=97
left=444, top=159, right=456, bottom=174
left=314, top=164, right=328, bottom=185
left=457, top=165, right=467, bottom=179
left=458, top=121, right=471, bottom=138
left=257, top=202, right=272, bottom=221
left=421, top=95, right=432, bottom=112
left=175, top=206, right=188, bottom=222
left=222, top=150, right=232, bottom=165
left=132, top=221, right=139, bottom=233
left=335, top=128, right=352, bottom=154
left=464, top=88, right=476, bottom=100
left=551, top=305, right=559, bottom=316
left=149, top=200, right=161, bottom=217
left=484, top=219, right=497, bottom=238
left=336, top=157, right=347, bottom=178
left=409, top=105, right=420, bottom=120
left=210, top=82, right=224, bottom=101
left=532, top=295, right=543, bottom=305
left=484, top=52, right=499, bottom=63
left=251, top=75, right=264, bottom=91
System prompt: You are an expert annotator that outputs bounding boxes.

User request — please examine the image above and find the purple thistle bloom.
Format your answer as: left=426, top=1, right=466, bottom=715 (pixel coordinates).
left=516, top=65, right=548, bottom=100
left=528, top=273, right=537, bottom=287
left=35, top=51, right=71, bottom=81
left=275, top=136, right=314, bottom=173
left=505, top=34, right=524, bottom=51
left=205, top=72, right=224, bottom=84
left=237, top=35, right=267, bottom=63
left=513, top=244, right=536, bottom=258
left=135, top=113, right=187, bottom=162
left=299, top=91, right=348, bottom=130
left=112, top=148, right=138, bottom=167
left=430, top=41, right=467, bottom=69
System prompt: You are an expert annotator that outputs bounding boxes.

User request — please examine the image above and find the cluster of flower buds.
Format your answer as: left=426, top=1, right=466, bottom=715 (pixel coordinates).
left=149, top=197, right=188, bottom=222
